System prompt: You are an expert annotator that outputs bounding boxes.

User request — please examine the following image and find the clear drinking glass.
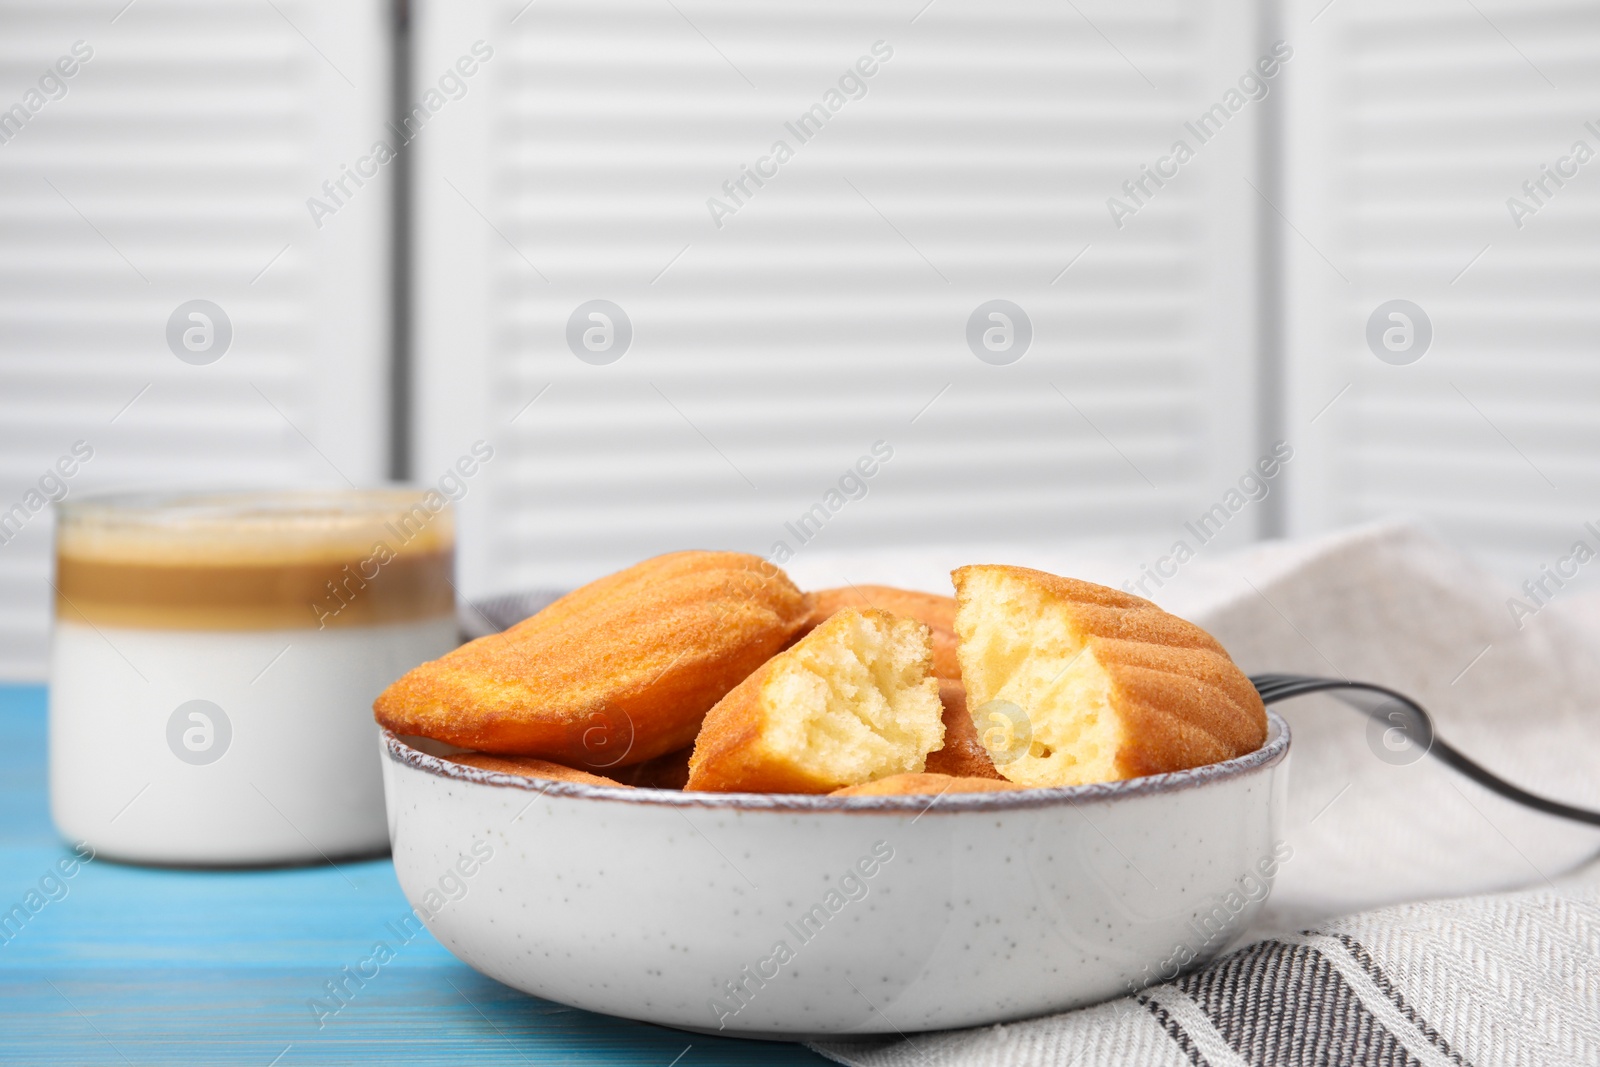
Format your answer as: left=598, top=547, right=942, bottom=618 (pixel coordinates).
left=49, top=489, right=458, bottom=865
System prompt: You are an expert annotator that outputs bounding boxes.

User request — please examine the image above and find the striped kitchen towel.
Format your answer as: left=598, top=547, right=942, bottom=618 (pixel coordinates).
left=809, top=870, right=1600, bottom=1067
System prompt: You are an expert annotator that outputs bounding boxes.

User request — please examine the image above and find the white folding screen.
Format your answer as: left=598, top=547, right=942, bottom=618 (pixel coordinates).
left=413, top=0, right=1272, bottom=599
left=0, top=0, right=391, bottom=678
left=1283, top=0, right=1600, bottom=588
left=16, top=0, right=1595, bottom=675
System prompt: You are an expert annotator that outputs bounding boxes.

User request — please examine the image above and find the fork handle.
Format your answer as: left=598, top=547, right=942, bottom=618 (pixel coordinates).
left=1250, top=673, right=1600, bottom=829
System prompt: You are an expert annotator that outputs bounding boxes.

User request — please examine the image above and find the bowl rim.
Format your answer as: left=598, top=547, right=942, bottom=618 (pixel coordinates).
left=382, top=710, right=1289, bottom=813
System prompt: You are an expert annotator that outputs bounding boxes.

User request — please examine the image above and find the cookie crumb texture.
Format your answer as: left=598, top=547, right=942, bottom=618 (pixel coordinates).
left=802, top=585, right=960, bottom=679
left=687, top=608, right=944, bottom=793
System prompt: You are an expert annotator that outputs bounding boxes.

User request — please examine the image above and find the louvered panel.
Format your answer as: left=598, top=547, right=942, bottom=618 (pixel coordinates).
left=0, top=0, right=390, bottom=679
left=1284, top=0, right=1600, bottom=592
left=416, top=0, right=1266, bottom=595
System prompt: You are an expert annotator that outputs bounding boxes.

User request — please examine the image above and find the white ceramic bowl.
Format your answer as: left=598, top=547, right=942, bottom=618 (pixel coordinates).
left=381, top=712, right=1289, bottom=1037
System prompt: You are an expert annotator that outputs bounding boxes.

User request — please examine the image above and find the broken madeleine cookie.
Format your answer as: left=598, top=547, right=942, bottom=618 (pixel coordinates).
left=953, top=565, right=1265, bottom=788
left=374, top=551, right=809, bottom=766
left=802, top=585, right=960, bottom=679
left=686, top=608, right=944, bottom=793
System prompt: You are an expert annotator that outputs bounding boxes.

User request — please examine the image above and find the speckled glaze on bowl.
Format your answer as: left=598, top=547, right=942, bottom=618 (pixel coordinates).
left=380, top=712, right=1289, bottom=1037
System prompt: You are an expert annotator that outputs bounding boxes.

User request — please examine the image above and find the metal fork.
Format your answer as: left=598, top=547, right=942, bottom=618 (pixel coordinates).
left=1251, top=673, right=1600, bottom=828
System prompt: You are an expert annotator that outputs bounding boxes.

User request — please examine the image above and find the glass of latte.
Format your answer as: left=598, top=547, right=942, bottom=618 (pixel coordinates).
left=49, top=490, right=458, bottom=865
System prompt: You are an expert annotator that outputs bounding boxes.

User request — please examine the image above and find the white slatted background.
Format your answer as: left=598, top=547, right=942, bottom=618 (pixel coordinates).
left=0, top=0, right=391, bottom=678
left=415, top=0, right=1269, bottom=598
left=1283, top=0, right=1600, bottom=588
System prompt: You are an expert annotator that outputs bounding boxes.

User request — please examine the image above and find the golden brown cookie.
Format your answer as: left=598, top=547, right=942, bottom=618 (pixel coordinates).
left=374, top=551, right=808, bottom=766
left=922, top=679, right=1004, bottom=779
left=953, top=565, right=1266, bottom=788
left=830, top=773, right=1028, bottom=797
left=445, top=752, right=629, bottom=788
left=803, top=585, right=959, bottom=679
left=686, top=608, right=944, bottom=793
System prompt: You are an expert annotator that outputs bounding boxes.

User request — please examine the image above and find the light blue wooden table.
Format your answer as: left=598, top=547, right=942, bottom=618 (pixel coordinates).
left=0, top=684, right=830, bottom=1066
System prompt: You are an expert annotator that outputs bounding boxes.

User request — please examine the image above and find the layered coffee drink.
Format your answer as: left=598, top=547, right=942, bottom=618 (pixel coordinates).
left=49, top=490, right=458, bottom=865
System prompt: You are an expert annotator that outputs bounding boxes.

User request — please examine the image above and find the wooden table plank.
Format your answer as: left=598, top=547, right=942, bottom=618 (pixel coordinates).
left=0, top=684, right=831, bottom=1065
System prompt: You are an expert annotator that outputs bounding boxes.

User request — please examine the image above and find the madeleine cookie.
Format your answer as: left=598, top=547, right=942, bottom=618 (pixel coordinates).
left=922, top=679, right=1004, bottom=780
left=953, top=565, right=1266, bottom=788
left=830, top=773, right=1027, bottom=797
left=686, top=608, right=944, bottom=793
left=804, top=585, right=959, bottom=679
left=446, top=753, right=629, bottom=788
left=375, top=551, right=809, bottom=766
